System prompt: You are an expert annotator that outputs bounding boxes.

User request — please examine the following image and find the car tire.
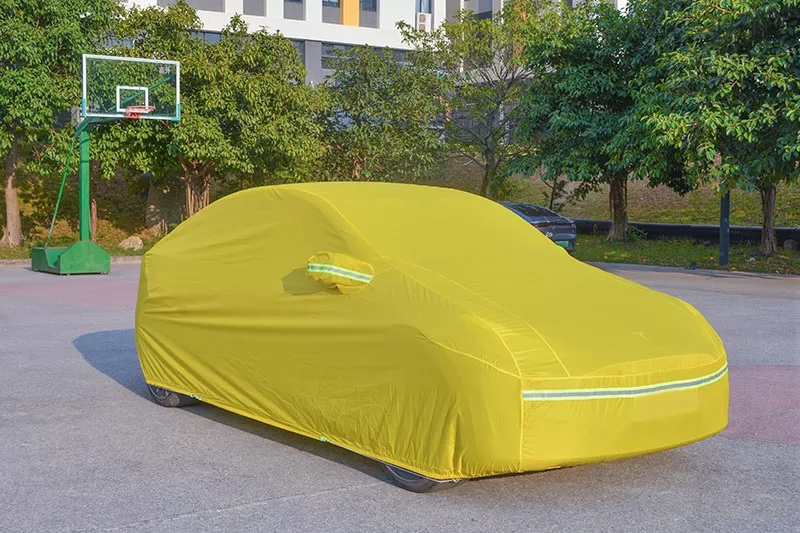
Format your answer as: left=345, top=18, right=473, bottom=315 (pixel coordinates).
left=381, top=463, right=466, bottom=493
left=147, top=384, right=199, bottom=408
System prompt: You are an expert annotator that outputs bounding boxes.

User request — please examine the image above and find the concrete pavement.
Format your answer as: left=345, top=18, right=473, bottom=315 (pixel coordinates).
left=1, top=260, right=797, bottom=532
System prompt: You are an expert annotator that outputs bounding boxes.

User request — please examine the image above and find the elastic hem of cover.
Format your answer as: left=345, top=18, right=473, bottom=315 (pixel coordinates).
left=144, top=381, right=479, bottom=481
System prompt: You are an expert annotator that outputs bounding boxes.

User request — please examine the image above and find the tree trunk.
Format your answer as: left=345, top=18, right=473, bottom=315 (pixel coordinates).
left=607, top=174, right=628, bottom=241
left=759, top=182, right=777, bottom=256
left=184, top=171, right=211, bottom=219
left=1, top=140, right=22, bottom=247
left=548, top=177, right=558, bottom=211
left=90, top=198, right=98, bottom=242
left=480, top=152, right=495, bottom=198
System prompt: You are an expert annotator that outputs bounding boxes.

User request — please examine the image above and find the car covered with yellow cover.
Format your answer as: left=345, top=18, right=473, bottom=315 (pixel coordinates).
left=135, top=182, right=729, bottom=492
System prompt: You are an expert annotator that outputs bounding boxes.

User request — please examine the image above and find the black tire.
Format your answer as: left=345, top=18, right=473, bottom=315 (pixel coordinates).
left=147, top=384, right=199, bottom=408
left=381, top=463, right=466, bottom=493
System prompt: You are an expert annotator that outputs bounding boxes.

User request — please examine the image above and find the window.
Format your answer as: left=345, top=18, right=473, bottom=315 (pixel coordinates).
left=417, top=0, right=432, bottom=13
left=360, top=0, right=378, bottom=27
left=391, top=49, right=408, bottom=64
left=157, top=0, right=225, bottom=12
left=322, top=0, right=341, bottom=24
left=321, top=43, right=354, bottom=70
left=191, top=30, right=222, bottom=44
left=107, top=35, right=134, bottom=47
left=243, top=0, right=266, bottom=16
left=291, top=40, right=305, bottom=65
left=284, top=0, right=304, bottom=20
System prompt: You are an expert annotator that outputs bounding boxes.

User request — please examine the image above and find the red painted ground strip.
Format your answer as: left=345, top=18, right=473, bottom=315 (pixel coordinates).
left=0, top=278, right=139, bottom=310
left=724, top=365, right=800, bottom=445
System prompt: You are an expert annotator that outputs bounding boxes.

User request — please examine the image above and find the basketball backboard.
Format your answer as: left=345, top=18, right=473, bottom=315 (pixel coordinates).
left=82, top=54, right=181, bottom=121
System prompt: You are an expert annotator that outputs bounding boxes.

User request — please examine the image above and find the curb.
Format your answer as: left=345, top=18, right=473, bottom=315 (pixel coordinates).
left=574, top=218, right=800, bottom=246
left=0, top=256, right=143, bottom=267
left=588, top=261, right=799, bottom=279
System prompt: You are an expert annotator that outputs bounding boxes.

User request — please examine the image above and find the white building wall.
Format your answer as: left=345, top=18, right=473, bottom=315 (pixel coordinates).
left=127, top=1, right=438, bottom=50
left=124, top=1, right=626, bottom=83
left=126, top=1, right=625, bottom=46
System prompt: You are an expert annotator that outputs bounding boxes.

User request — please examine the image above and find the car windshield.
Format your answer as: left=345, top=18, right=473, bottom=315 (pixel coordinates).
left=506, top=203, right=557, bottom=218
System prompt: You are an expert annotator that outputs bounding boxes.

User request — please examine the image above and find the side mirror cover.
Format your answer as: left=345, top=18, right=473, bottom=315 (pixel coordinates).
left=307, top=251, right=374, bottom=294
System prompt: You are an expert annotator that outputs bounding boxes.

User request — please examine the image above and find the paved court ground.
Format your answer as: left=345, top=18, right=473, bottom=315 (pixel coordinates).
left=1, top=260, right=797, bottom=533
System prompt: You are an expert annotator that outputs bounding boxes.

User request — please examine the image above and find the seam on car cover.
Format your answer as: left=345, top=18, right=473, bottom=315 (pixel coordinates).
left=385, top=256, right=523, bottom=378
left=670, top=296, right=726, bottom=356
left=286, top=186, right=526, bottom=378
left=386, top=257, right=571, bottom=378
left=522, top=355, right=727, bottom=382
left=282, top=187, right=388, bottom=261
left=417, top=332, right=522, bottom=379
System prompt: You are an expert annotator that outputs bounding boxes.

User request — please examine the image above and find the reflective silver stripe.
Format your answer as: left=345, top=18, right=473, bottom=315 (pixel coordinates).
left=307, top=263, right=372, bottom=283
left=523, top=363, right=728, bottom=401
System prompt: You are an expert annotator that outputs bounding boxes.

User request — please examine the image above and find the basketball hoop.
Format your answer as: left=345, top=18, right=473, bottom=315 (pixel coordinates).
left=125, top=105, right=156, bottom=118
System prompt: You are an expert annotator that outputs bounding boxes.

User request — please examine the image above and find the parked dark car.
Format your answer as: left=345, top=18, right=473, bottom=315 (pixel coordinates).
left=501, top=202, right=577, bottom=252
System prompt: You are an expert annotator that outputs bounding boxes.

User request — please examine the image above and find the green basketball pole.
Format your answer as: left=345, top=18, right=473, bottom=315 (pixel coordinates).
left=31, top=53, right=179, bottom=275
left=31, top=119, right=111, bottom=275
left=79, top=128, right=91, bottom=242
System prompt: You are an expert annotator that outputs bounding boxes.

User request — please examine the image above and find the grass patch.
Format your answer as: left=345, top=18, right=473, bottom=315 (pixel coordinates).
left=432, top=156, right=800, bottom=227
left=0, top=246, right=30, bottom=260
left=573, top=234, right=800, bottom=275
left=0, top=218, right=160, bottom=261
left=0, top=240, right=158, bottom=261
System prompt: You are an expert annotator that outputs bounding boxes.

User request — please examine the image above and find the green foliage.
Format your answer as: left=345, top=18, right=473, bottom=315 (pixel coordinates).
left=574, top=234, right=800, bottom=275
left=318, top=46, right=446, bottom=182
left=0, top=0, right=121, bottom=244
left=515, top=1, right=631, bottom=185
left=541, top=175, right=568, bottom=212
left=632, top=0, right=800, bottom=253
left=513, top=0, right=665, bottom=240
left=513, top=1, right=687, bottom=188
left=402, top=0, right=558, bottom=197
left=634, top=0, right=800, bottom=190
left=0, top=0, right=122, bottom=151
left=94, top=2, right=326, bottom=216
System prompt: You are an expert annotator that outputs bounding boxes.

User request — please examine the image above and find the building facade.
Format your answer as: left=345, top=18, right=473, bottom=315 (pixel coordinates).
left=124, top=1, right=626, bottom=84
left=124, top=1, right=450, bottom=83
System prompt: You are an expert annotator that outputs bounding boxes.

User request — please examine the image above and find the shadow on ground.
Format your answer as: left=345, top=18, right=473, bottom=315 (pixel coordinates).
left=72, top=329, right=387, bottom=482
left=70, top=330, right=715, bottom=496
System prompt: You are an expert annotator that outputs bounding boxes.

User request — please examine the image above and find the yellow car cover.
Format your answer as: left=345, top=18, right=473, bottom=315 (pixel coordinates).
left=135, top=182, right=728, bottom=480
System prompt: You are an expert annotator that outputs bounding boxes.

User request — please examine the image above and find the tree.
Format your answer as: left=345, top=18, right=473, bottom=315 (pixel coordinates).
left=318, top=46, right=446, bottom=182
left=97, top=2, right=326, bottom=218
left=0, top=0, right=121, bottom=247
left=634, top=0, right=800, bottom=255
left=513, top=1, right=639, bottom=239
left=402, top=0, right=558, bottom=198
left=514, top=0, right=695, bottom=241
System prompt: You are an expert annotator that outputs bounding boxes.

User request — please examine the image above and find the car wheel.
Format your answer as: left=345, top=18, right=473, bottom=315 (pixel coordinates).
left=147, top=384, right=199, bottom=408
left=381, top=463, right=466, bottom=493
